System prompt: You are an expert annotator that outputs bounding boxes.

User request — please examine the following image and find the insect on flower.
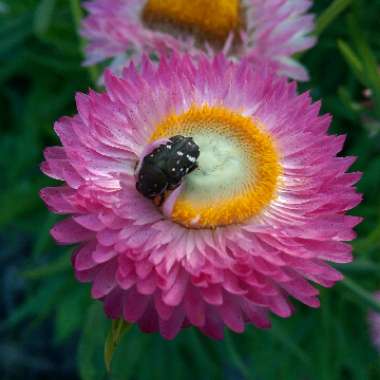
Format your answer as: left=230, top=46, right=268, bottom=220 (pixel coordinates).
left=40, top=55, right=362, bottom=340
left=136, top=135, right=200, bottom=204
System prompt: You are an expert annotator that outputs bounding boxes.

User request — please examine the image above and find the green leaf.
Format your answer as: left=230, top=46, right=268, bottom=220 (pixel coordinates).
left=78, top=304, right=108, bottom=380
left=34, top=0, right=57, bottom=36
left=23, top=252, right=70, bottom=280
left=225, top=330, right=254, bottom=380
left=0, top=277, right=67, bottom=332
left=346, top=14, right=380, bottom=119
left=269, top=322, right=310, bottom=366
left=337, top=40, right=366, bottom=85
left=340, top=276, right=380, bottom=313
left=110, top=329, right=151, bottom=379
left=0, top=181, right=45, bottom=227
left=0, top=21, right=31, bottom=54
left=336, top=260, right=380, bottom=276
left=104, top=319, right=132, bottom=372
left=32, top=213, right=59, bottom=259
left=354, top=221, right=380, bottom=252
left=55, top=288, right=88, bottom=343
left=315, top=0, right=352, bottom=36
left=186, top=330, right=220, bottom=377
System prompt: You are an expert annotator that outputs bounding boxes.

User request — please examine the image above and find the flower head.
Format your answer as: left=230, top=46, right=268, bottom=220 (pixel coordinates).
left=41, top=54, right=361, bottom=339
left=81, top=0, right=316, bottom=80
left=369, top=292, right=380, bottom=353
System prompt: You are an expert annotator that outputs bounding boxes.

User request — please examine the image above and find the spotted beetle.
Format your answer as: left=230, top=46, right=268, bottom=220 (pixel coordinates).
left=136, top=135, right=200, bottom=202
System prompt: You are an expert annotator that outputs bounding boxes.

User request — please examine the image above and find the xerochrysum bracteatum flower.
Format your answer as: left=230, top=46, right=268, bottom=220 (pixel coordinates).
left=81, top=0, right=316, bottom=81
left=41, top=55, right=362, bottom=339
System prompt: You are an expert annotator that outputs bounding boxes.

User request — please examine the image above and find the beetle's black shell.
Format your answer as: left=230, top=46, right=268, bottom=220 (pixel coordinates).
left=136, top=162, right=168, bottom=198
left=136, top=135, right=200, bottom=199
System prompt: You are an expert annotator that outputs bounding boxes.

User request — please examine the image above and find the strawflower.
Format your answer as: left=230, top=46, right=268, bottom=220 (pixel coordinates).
left=41, top=54, right=361, bottom=339
left=81, top=0, right=316, bottom=80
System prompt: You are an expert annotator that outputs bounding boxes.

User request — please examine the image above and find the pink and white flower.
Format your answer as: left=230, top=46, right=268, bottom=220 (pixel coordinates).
left=41, top=54, right=361, bottom=339
left=81, top=0, right=316, bottom=81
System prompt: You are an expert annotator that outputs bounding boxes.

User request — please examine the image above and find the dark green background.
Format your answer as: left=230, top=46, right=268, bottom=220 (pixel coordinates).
left=1, top=0, right=380, bottom=379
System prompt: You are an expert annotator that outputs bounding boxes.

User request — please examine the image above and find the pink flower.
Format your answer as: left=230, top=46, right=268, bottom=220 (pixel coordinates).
left=81, top=0, right=316, bottom=81
left=40, top=54, right=362, bottom=339
left=369, top=292, right=380, bottom=353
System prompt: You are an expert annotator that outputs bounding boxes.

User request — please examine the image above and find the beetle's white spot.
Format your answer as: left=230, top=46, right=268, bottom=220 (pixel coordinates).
left=177, top=151, right=184, bottom=156
left=171, top=168, right=176, bottom=172
left=186, top=155, right=196, bottom=163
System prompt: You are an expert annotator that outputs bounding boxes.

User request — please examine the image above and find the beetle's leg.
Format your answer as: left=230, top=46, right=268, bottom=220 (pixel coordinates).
left=158, top=194, right=165, bottom=207
left=153, top=195, right=162, bottom=207
left=187, top=163, right=198, bottom=174
left=153, top=193, right=167, bottom=207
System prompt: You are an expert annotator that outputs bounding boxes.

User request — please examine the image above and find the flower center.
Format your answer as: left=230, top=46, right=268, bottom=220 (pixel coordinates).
left=142, top=0, right=241, bottom=43
left=149, top=106, right=281, bottom=229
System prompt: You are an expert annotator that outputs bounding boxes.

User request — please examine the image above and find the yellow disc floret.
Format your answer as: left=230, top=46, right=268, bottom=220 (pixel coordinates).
left=142, top=0, right=241, bottom=42
left=150, top=106, right=281, bottom=229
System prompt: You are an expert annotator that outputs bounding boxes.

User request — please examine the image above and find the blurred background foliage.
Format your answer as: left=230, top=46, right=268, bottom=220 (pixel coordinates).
left=0, top=0, right=380, bottom=379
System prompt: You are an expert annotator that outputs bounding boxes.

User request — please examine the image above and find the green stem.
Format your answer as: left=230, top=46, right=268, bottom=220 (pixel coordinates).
left=315, top=0, right=352, bottom=36
left=340, top=276, right=380, bottom=313
left=335, top=260, right=380, bottom=276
